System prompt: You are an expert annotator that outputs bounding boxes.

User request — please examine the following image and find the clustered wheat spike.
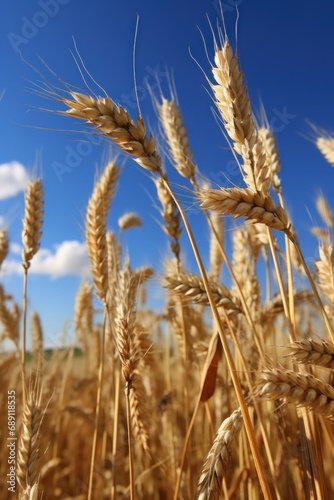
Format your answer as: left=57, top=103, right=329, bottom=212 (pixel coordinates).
left=316, top=193, right=334, bottom=227
left=155, top=177, right=182, bottom=261
left=0, top=284, right=20, bottom=346
left=198, top=186, right=291, bottom=234
left=316, top=136, right=334, bottom=166
left=258, top=126, right=282, bottom=192
left=74, top=281, right=93, bottom=351
left=118, top=212, right=142, bottom=230
left=212, top=40, right=270, bottom=193
left=196, top=408, right=243, bottom=500
left=315, top=244, right=334, bottom=315
left=159, top=97, right=196, bottom=180
left=62, top=92, right=162, bottom=172
left=257, top=368, right=334, bottom=417
left=114, top=259, right=141, bottom=382
left=30, top=310, right=43, bottom=359
left=17, top=387, right=43, bottom=493
left=164, top=271, right=241, bottom=316
left=0, top=228, right=9, bottom=269
left=22, top=179, right=44, bottom=269
left=287, top=338, right=334, bottom=368
left=86, top=161, right=119, bottom=301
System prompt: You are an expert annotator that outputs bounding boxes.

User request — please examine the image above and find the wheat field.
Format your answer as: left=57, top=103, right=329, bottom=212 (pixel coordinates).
left=1, top=11, right=334, bottom=500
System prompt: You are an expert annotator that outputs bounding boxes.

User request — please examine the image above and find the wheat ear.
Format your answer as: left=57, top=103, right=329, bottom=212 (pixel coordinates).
left=212, top=40, right=270, bottom=193
left=118, top=212, right=142, bottom=230
left=164, top=271, right=241, bottom=316
left=155, top=176, right=182, bottom=263
left=74, top=281, right=93, bottom=354
left=315, top=244, right=334, bottom=316
left=30, top=310, right=43, bottom=361
left=286, top=338, right=334, bottom=368
left=62, top=92, right=162, bottom=172
left=196, top=408, right=243, bottom=500
left=0, top=228, right=9, bottom=269
left=17, top=384, right=43, bottom=494
left=158, top=97, right=196, bottom=181
left=316, top=136, right=334, bottom=166
left=198, top=186, right=291, bottom=235
left=257, top=367, right=334, bottom=417
left=86, top=160, right=119, bottom=302
left=22, top=179, right=44, bottom=269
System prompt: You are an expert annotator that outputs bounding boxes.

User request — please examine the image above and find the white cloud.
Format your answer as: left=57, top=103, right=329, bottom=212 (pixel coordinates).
left=10, top=243, right=21, bottom=255
left=1, top=240, right=90, bottom=278
left=0, top=161, right=29, bottom=200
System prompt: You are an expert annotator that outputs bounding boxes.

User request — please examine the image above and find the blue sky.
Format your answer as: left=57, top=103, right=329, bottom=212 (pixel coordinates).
left=1, top=0, right=334, bottom=349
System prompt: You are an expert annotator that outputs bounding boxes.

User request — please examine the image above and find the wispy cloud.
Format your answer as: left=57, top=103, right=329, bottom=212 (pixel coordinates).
left=0, top=161, right=29, bottom=200
left=2, top=240, right=90, bottom=278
